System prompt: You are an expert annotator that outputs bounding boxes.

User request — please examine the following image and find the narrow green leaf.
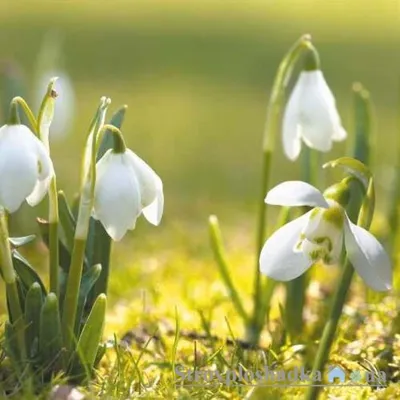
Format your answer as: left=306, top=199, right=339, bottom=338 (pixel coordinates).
left=4, top=321, right=20, bottom=365
left=57, top=190, right=76, bottom=253
left=208, top=215, right=248, bottom=322
left=37, top=217, right=88, bottom=274
left=352, top=82, right=372, bottom=165
left=37, top=77, right=57, bottom=145
left=39, top=293, right=63, bottom=372
left=74, top=263, right=102, bottom=336
left=24, top=282, right=43, bottom=359
left=71, top=294, right=107, bottom=379
left=12, top=250, right=46, bottom=295
left=9, top=235, right=36, bottom=248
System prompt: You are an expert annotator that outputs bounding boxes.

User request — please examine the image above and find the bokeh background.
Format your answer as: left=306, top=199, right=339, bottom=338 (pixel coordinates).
left=0, top=0, right=399, bottom=308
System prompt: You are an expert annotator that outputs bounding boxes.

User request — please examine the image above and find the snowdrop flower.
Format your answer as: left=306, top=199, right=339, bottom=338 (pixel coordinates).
left=259, top=181, right=391, bottom=291
left=0, top=123, right=54, bottom=213
left=282, top=51, right=347, bottom=161
left=93, top=138, right=164, bottom=241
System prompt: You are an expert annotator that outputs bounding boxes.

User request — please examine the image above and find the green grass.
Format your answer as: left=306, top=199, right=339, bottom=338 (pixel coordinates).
left=0, top=0, right=399, bottom=398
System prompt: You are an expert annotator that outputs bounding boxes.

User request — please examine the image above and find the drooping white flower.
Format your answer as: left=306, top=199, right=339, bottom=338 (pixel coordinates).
left=283, top=70, right=347, bottom=161
left=93, top=148, right=164, bottom=241
left=0, top=124, right=54, bottom=213
left=259, top=181, right=391, bottom=291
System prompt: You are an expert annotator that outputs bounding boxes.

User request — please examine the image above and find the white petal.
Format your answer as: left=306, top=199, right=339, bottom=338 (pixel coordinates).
left=0, top=125, right=50, bottom=212
left=295, top=71, right=343, bottom=152
left=282, top=86, right=302, bottom=161
left=24, top=129, right=54, bottom=206
left=125, top=149, right=164, bottom=215
left=265, top=181, right=329, bottom=208
left=93, top=151, right=141, bottom=241
left=259, top=212, right=313, bottom=281
left=26, top=176, right=51, bottom=207
left=332, top=126, right=347, bottom=142
left=344, top=216, right=392, bottom=291
left=0, top=149, right=37, bottom=213
left=142, top=174, right=164, bottom=225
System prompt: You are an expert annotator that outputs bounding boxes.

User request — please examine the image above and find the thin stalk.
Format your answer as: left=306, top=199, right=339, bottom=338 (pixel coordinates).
left=305, top=176, right=373, bottom=400
left=61, top=237, right=86, bottom=351
left=252, top=149, right=272, bottom=325
left=0, top=211, right=26, bottom=362
left=37, top=80, right=60, bottom=297
left=285, top=148, right=318, bottom=338
left=48, top=178, right=59, bottom=296
left=305, top=261, right=354, bottom=400
left=62, top=98, right=110, bottom=352
left=250, top=35, right=313, bottom=343
left=11, top=97, right=37, bottom=132
left=209, top=216, right=249, bottom=322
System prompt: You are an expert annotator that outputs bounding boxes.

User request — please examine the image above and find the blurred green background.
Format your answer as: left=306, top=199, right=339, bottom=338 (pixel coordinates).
left=0, top=0, right=399, bottom=245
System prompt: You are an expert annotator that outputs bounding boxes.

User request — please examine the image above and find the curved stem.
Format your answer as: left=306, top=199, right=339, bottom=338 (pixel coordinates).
left=250, top=35, right=312, bottom=344
left=48, top=178, right=59, bottom=296
left=11, top=97, right=38, bottom=134
left=305, top=177, right=374, bottom=400
left=305, top=261, right=354, bottom=400
left=0, top=211, right=26, bottom=362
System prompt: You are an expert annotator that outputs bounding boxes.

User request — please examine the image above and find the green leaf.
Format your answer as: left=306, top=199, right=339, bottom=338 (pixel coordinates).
left=39, top=293, right=63, bottom=373
left=37, top=217, right=86, bottom=274
left=74, top=263, right=102, bottom=336
left=12, top=250, right=46, bottom=295
left=37, top=77, right=57, bottom=143
left=4, top=321, right=20, bottom=365
left=24, top=282, right=43, bottom=359
left=71, top=294, right=107, bottom=380
left=57, top=190, right=76, bottom=253
left=352, top=83, right=372, bottom=165
left=9, top=235, right=36, bottom=248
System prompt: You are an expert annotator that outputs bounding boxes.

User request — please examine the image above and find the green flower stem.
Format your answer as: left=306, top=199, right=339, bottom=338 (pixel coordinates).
left=250, top=35, right=313, bottom=344
left=48, top=178, right=59, bottom=296
left=306, top=177, right=373, bottom=400
left=305, top=261, right=354, bottom=400
left=62, top=180, right=95, bottom=351
left=37, top=79, right=59, bottom=296
left=10, top=97, right=37, bottom=132
left=61, top=237, right=87, bottom=351
left=286, top=148, right=318, bottom=338
left=62, top=97, right=110, bottom=352
left=352, top=83, right=372, bottom=165
left=0, top=211, right=26, bottom=361
left=209, top=216, right=249, bottom=322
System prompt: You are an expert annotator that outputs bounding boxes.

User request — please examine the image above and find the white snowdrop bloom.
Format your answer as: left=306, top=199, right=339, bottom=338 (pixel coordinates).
left=0, top=124, right=54, bottom=213
left=259, top=181, right=391, bottom=291
left=283, top=70, right=347, bottom=161
left=93, top=148, right=164, bottom=241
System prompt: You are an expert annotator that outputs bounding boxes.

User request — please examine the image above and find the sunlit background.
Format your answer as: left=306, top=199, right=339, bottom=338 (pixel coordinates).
left=0, top=0, right=399, bottom=307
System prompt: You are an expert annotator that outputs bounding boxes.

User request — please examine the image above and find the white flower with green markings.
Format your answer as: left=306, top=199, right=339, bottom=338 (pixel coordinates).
left=93, top=138, right=164, bottom=241
left=259, top=181, right=391, bottom=291
left=0, top=124, right=54, bottom=213
left=283, top=54, right=347, bottom=161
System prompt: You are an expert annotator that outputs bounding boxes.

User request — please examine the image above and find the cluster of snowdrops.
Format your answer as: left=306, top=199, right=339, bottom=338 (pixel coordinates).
left=0, top=35, right=392, bottom=400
